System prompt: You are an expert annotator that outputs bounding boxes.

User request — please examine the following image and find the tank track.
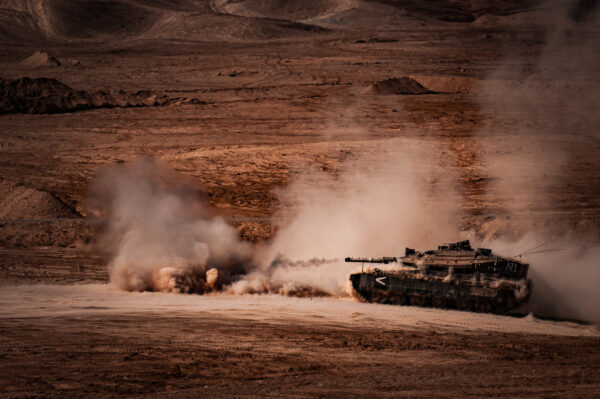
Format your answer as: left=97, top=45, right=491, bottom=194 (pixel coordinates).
left=354, top=288, right=516, bottom=313
left=350, top=272, right=529, bottom=314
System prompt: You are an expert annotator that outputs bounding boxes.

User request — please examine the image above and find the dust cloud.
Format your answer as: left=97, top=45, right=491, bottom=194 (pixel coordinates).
left=89, top=139, right=463, bottom=299
left=483, top=235, right=600, bottom=322
left=87, top=158, right=252, bottom=293
left=476, top=0, right=599, bottom=225
left=229, top=138, right=463, bottom=296
left=475, top=0, right=600, bottom=321
left=265, top=141, right=461, bottom=260
left=525, top=245, right=600, bottom=322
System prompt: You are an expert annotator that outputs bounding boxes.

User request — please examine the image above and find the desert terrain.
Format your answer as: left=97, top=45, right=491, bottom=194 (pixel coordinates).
left=1, top=0, right=600, bottom=397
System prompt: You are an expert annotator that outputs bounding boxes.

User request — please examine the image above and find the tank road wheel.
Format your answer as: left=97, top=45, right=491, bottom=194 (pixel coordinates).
left=490, top=295, right=505, bottom=313
left=456, top=297, right=472, bottom=311
left=475, top=300, right=492, bottom=313
left=353, top=290, right=370, bottom=303
left=371, top=292, right=390, bottom=304
left=431, top=296, right=447, bottom=309
left=409, top=294, right=427, bottom=307
left=370, top=292, right=382, bottom=304
left=391, top=294, right=407, bottom=306
left=502, top=294, right=516, bottom=312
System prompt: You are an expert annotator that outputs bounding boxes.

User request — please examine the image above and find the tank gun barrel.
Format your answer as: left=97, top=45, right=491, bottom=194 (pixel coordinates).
left=344, top=257, right=398, bottom=264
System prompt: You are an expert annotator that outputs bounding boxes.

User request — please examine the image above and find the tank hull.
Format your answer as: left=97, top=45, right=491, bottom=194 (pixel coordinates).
left=349, top=269, right=531, bottom=313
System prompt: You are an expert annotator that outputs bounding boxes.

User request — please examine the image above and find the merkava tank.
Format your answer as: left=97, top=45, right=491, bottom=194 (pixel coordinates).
left=345, top=240, right=531, bottom=313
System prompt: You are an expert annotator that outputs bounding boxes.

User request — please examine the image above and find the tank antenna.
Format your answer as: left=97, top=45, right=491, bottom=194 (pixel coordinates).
left=520, top=248, right=568, bottom=256
left=514, top=237, right=562, bottom=258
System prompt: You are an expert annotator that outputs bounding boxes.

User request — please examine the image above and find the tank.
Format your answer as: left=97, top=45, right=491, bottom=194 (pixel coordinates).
left=345, top=240, right=532, bottom=313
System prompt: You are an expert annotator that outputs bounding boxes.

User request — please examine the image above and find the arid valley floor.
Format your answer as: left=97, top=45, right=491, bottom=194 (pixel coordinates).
left=1, top=0, right=600, bottom=397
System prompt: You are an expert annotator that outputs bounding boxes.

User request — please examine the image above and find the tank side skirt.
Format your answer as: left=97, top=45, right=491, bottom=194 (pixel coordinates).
left=351, top=272, right=524, bottom=313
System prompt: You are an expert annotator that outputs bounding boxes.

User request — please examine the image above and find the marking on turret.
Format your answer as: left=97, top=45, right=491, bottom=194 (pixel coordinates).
left=375, top=276, right=387, bottom=286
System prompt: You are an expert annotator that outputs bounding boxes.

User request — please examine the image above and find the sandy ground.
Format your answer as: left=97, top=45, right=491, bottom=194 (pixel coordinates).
left=1, top=0, right=600, bottom=397
left=2, top=284, right=598, bottom=336
left=1, top=284, right=599, bottom=397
